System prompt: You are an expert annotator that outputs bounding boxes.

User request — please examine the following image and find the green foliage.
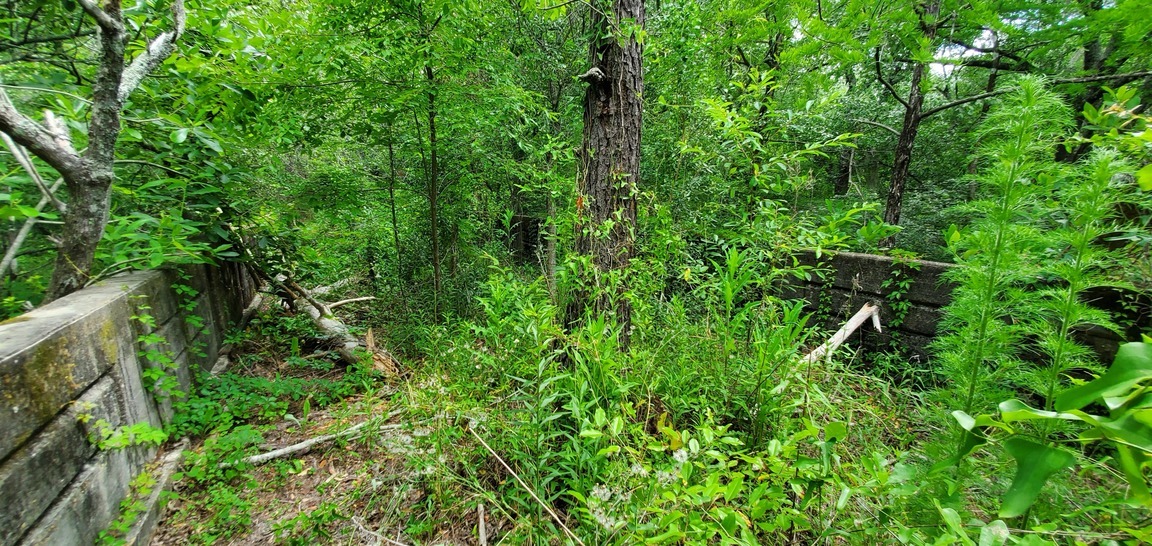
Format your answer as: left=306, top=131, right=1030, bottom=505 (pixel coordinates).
left=933, top=77, right=1071, bottom=417
left=272, top=501, right=349, bottom=545
left=947, top=340, right=1152, bottom=519
left=74, top=406, right=169, bottom=451
left=97, top=470, right=159, bottom=546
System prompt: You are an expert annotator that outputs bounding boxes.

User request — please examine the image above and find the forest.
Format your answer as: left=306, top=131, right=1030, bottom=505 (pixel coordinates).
left=2, top=0, right=1152, bottom=544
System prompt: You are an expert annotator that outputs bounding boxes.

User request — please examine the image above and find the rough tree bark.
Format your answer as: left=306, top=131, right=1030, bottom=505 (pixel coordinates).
left=564, top=0, right=644, bottom=347
left=0, top=0, right=185, bottom=301
left=878, top=0, right=939, bottom=248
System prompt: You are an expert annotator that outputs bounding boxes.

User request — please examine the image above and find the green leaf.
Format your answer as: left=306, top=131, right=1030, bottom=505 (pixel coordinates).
left=931, top=427, right=987, bottom=473
left=171, top=128, right=189, bottom=143
left=998, top=400, right=1079, bottom=423
left=999, top=438, right=1075, bottom=518
left=978, top=520, right=1009, bottom=546
left=825, top=421, right=847, bottom=442
left=1136, top=163, right=1152, bottom=191
left=1116, top=444, right=1152, bottom=504
left=1056, top=342, right=1152, bottom=411
left=934, top=500, right=975, bottom=546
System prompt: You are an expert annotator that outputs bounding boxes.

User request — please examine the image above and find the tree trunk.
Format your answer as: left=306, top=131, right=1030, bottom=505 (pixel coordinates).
left=880, top=0, right=939, bottom=248
left=425, top=65, right=442, bottom=317
left=0, top=1, right=184, bottom=302
left=834, top=148, right=852, bottom=196
left=386, top=125, right=402, bottom=283
left=46, top=172, right=109, bottom=295
left=565, top=0, right=644, bottom=347
left=1057, top=0, right=1108, bottom=163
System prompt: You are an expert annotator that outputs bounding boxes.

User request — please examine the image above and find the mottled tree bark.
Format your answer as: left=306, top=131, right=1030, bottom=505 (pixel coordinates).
left=565, top=0, right=644, bottom=347
left=0, top=0, right=184, bottom=301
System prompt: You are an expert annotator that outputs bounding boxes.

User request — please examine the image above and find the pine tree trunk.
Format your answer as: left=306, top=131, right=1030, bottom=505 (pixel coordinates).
left=565, top=0, right=644, bottom=347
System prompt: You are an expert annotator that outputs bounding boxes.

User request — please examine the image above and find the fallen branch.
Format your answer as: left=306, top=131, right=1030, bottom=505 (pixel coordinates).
left=210, top=290, right=266, bottom=375
left=478, top=503, right=488, bottom=545
left=232, top=409, right=405, bottom=467
left=351, top=516, right=410, bottom=546
left=329, top=296, right=376, bottom=309
left=466, top=426, right=586, bottom=546
left=803, top=302, right=882, bottom=364
left=248, top=267, right=400, bottom=372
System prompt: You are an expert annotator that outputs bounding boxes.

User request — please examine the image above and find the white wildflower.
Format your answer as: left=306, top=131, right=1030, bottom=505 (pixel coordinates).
left=591, top=483, right=612, bottom=502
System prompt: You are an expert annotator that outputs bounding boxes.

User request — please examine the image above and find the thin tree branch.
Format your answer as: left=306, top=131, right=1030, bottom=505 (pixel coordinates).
left=1, top=133, right=68, bottom=212
left=874, top=47, right=911, bottom=111
left=921, top=89, right=1006, bottom=119
left=1051, top=70, right=1152, bottom=85
left=0, top=88, right=84, bottom=179
left=75, top=0, right=122, bottom=32
left=912, top=70, right=1152, bottom=122
left=114, top=159, right=186, bottom=178
left=2, top=30, right=96, bottom=48
left=0, top=85, right=93, bottom=105
left=851, top=118, right=901, bottom=137
left=944, top=37, right=1028, bottom=64
left=0, top=177, right=65, bottom=277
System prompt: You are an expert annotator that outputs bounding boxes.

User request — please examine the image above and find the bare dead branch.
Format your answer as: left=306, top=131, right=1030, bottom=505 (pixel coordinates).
left=803, top=303, right=882, bottom=364
left=231, top=410, right=405, bottom=467
left=0, top=177, right=64, bottom=277
left=119, top=0, right=186, bottom=101
left=851, top=118, right=901, bottom=138
left=329, top=296, right=376, bottom=309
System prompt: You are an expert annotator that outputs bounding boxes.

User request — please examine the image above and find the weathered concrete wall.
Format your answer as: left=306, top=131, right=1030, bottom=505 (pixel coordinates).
left=0, top=263, right=255, bottom=546
left=780, top=250, right=956, bottom=363
left=780, top=250, right=1134, bottom=364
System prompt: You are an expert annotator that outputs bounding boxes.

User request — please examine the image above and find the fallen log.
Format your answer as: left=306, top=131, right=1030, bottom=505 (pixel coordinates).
left=287, top=279, right=399, bottom=374
left=241, top=262, right=400, bottom=373
left=803, top=302, right=882, bottom=364
left=228, top=409, right=405, bottom=467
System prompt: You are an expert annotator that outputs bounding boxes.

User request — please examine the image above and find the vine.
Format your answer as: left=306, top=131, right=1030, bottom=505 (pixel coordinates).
left=880, top=249, right=920, bottom=330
